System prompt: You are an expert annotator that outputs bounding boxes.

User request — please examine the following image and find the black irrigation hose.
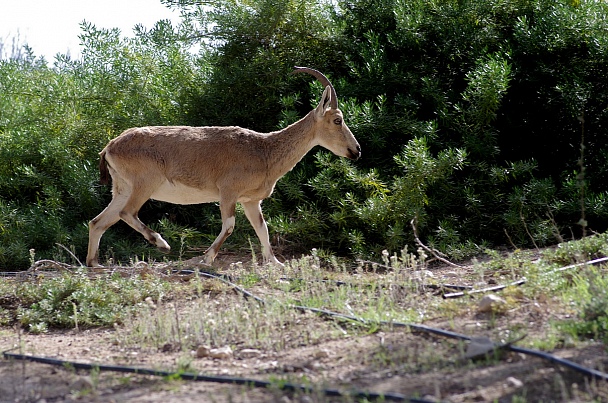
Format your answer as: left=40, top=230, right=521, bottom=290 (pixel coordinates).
left=508, top=345, right=608, bottom=382
left=0, top=269, right=436, bottom=402
left=191, top=269, right=474, bottom=342
left=289, top=304, right=472, bottom=342
left=2, top=348, right=428, bottom=402
left=3, top=257, right=608, bottom=401
left=196, top=271, right=265, bottom=305
left=189, top=270, right=470, bottom=294
left=290, top=304, right=608, bottom=382
left=279, top=276, right=472, bottom=292
left=197, top=269, right=608, bottom=383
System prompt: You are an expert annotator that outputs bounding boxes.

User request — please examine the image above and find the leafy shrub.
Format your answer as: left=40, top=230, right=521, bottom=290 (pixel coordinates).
left=558, top=267, right=608, bottom=344
left=0, top=21, right=207, bottom=269
left=2, top=0, right=608, bottom=269
left=15, top=270, right=170, bottom=331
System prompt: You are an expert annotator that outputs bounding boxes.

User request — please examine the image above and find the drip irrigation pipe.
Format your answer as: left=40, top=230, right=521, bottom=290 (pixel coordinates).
left=188, top=269, right=475, bottom=342
left=508, top=345, right=608, bottom=381
left=190, top=269, right=471, bottom=298
left=185, top=270, right=471, bottom=293
left=2, top=256, right=608, bottom=401
left=196, top=271, right=265, bottom=304
left=2, top=348, right=429, bottom=403
left=197, top=269, right=608, bottom=383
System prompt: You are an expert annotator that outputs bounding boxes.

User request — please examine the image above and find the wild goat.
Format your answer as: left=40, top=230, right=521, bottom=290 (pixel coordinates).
left=86, top=67, right=361, bottom=267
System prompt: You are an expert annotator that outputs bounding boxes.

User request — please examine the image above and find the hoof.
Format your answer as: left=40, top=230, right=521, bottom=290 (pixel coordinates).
left=157, top=246, right=171, bottom=254
left=203, top=253, right=216, bottom=266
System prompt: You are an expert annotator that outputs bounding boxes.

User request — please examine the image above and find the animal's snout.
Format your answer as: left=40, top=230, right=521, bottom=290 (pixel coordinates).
left=349, top=144, right=362, bottom=160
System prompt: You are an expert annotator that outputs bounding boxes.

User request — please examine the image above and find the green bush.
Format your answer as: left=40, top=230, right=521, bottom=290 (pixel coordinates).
left=0, top=21, right=208, bottom=269
left=332, top=0, right=608, bottom=256
left=15, top=270, right=170, bottom=331
left=1, top=0, right=608, bottom=269
left=558, top=267, right=608, bottom=344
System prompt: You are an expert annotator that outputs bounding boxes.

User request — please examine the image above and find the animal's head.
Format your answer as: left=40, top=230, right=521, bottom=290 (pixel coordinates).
left=293, top=67, right=361, bottom=161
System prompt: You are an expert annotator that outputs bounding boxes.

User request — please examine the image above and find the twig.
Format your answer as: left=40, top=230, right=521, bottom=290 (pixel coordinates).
left=29, top=260, right=72, bottom=272
left=410, top=218, right=466, bottom=269
left=578, top=111, right=587, bottom=238
left=519, top=206, right=539, bottom=250
left=503, top=228, right=518, bottom=250
left=55, top=243, right=84, bottom=267
left=545, top=208, right=565, bottom=243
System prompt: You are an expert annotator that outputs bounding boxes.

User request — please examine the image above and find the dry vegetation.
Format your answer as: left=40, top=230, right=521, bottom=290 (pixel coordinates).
left=0, top=236, right=607, bottom=402
left=0, top=248, right=608, bottom=402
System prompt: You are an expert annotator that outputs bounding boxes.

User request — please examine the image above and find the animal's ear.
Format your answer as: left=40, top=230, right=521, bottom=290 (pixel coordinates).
left=314, top=86, right=332, bottom=117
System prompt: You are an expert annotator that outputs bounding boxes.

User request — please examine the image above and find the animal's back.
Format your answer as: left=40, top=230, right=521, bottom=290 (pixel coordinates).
left=102, top=126, right=271, bottom=195
left=110, top=126, right=268, bottom=157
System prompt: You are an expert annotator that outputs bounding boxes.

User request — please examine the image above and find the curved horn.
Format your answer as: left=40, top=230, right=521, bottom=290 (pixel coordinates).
left=292, top=66, right=338, bottom=110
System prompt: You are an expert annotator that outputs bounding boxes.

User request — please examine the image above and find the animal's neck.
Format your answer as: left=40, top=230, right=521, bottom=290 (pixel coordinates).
left=264, top=112, right=317, bottom=180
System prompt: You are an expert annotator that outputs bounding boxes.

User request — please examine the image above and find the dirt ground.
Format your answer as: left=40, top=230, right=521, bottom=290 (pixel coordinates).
left=1, top=255, right=607, bottom=402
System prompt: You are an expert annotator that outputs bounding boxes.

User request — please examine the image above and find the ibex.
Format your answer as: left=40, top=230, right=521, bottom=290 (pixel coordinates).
left=86, top=67, right=361, bottom=267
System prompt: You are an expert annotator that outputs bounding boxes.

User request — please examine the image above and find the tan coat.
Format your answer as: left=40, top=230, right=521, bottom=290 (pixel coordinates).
left=86, top=68, right=361, bottom=267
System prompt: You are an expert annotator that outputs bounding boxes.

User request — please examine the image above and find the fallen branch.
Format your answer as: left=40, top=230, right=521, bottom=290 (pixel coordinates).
left=410, top=218, right=466, bottom=269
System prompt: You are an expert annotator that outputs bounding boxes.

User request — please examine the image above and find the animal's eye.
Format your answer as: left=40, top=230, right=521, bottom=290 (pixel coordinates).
left=333, top=118, right=342, bottom=125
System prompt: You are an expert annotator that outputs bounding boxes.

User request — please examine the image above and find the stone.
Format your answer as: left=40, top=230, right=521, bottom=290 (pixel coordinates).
left=144, top=296, right=156, bottom=309
left=313, top=349, right=330, bottom=359
left=506, top=376, right=523, bottom=388
left=210, top=345, right=233, bottom=359
left=70, top=376, right=94, bottom=392
left=196, top=345, right=211, bottom=358
left=478, top=294, right=507, bottom=313
left=239, top=348, right=262, bottom=359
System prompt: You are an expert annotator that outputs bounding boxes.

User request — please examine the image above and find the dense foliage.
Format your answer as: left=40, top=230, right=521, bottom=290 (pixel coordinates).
left=1, top=0, right=607, bottom=269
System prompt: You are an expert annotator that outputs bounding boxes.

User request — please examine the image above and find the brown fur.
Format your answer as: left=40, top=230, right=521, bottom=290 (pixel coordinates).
left=86, top=68, right=361, bottom=267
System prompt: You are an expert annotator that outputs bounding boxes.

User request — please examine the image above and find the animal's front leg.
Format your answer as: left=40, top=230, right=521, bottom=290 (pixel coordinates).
left=242, top=200, right=283, bottom=266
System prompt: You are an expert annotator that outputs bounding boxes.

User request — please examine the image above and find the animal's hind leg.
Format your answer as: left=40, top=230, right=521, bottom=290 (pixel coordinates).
left=118, top=185, right=171, bottom=253
left=87, top=193, right=127, bottom=267
left=203, top=199, right=236, bottom=265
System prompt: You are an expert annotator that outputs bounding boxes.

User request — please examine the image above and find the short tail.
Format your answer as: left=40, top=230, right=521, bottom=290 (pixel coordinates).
left=99, top=150, right=111, bottom=185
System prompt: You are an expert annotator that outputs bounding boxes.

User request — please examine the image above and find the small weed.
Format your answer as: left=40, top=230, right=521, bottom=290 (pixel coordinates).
left=239, top=272, right=262, bottom=287
left=557, top=267, right=608, bottom=343
left=27, top=322, right=48, bottom=334
left=4, top=270, right=172, bottom=330
left=175, top=354, right=195, bottom=373
left=544, top=232, right=608, bottom=265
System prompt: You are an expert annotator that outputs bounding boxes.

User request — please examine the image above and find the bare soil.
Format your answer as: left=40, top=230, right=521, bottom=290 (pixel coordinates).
left=1, top=254, right=607, bottom=402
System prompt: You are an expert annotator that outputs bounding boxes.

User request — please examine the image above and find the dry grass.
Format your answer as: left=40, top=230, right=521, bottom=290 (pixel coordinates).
left=1, top=239, right=608, bottom=401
